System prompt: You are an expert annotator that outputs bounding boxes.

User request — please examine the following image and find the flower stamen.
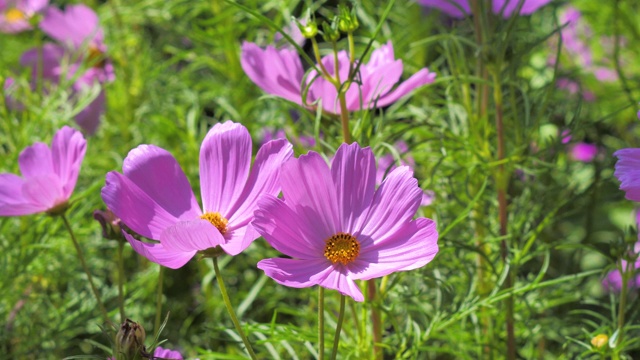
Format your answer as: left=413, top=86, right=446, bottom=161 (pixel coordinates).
left=324, top=232, right=360, bottom=265
left=5, top=8, right=26, bottom=23
left=200, top=212, right=228, bottom=235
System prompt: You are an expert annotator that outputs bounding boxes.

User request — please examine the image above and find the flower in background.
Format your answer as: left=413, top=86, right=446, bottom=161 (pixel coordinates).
left=253, top=143, right=439, bottom=301
left=614, top=148, right=640, bottom=202
left=241, top=40, right=436, bottom=115
left=153, top=346, right=185, bottom=360
left=416, top=0, right=552, bottom=18
left=556, top=78, right=595, bottom=102
left=0, top=0, right=47, bottom=33
left=569, top=142, right=598, bottom=162
left=602, top=212, right=640, bottom=292
left=261, top=128, right=316, bottom=149
left=102, top=121, right=293, bottom=269
left=0, top=126, right=86, bottom=216
left=377, top=141, right=434, bottom=206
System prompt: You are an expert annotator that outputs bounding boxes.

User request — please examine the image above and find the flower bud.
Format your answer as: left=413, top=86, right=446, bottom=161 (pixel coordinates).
left=93, top=208, right=123, bottom=241
left=590, top=334, right=608, bottom=349
left=321, top=19, right=340, bottom=42
left=338, top=5, right=359, bottom=33
left=297, top=19, right=317, bottom=39
left=115, top=319, right=146, bottom=359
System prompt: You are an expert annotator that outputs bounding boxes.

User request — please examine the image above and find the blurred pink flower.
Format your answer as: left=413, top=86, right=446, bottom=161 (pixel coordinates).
left=614, top=148, right=640, bottom=202
left=0, top=126, right=86, bottom=216
left=569, top=142, right=598, bottom=162
left=376, top=142, right=434, bottom=206
left=556, top=78, right=596, bottom=102
left=253, top=143, right=439, bottom=301
left=102, top=121, right=293, bottom=269
left=0, top=0, right=47, bottom=33
left=261, top=128, right=316, bottom=149
left=603, top=213, right=640, bottom=292
left=241, top=41, right=436, bottom=114
left=153, top=346, right=184, bottom=360
left=416, top=0, right=552, bottom=18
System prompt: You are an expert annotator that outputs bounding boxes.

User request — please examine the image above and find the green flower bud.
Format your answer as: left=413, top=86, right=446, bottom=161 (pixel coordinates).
left=321, top=19, right=340, bottom=43
left=338, top=5, right=359, bottom=33
left=297, top=19, right=318, bottom=39
left=115, top=319, right=146, bottom=360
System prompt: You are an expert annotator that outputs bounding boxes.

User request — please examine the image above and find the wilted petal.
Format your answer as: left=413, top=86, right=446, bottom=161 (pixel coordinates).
left=122, top=144, right=200, bottom=221
left=124, top=231, right=194, bottom=269
left=200, top=121, right=252, bottom=216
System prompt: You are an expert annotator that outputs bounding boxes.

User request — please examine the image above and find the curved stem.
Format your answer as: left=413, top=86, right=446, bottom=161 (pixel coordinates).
left=318, top=287, right=325, bottom=360
left=330, top=294, right=346, bottom=360
left=154, top=266, right=165, bottom=334
left=117, top=239, right=126, bottom=323
left=212, top=257, right=258, bottom=360
left=311, top=38, right=332, bottom=80
left=61, top=214, right=109, bottom=324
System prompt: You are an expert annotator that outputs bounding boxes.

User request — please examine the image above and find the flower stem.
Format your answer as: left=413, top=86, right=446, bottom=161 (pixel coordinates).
left=318, top=287, right=325, bottom=360
left=212, top=257, right=258, bottom=360
left=330, top=294, right=346, bottom=360
left=60, top=214, right=109, bottom=324
left=311, top=38, right=331, bottom=80
left=154, top=265, right=165, bottom=334
left=347, top=32, right=356, bottom=77
left=615, top=259, right=631, bottom=350
left=338, top=94, right=352, bottom=144
left=117, top=239, right=126, bottom=323
left=368, top=280, right=382, bottom=360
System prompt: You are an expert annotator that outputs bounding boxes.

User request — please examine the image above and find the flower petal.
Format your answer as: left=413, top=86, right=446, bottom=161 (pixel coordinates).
left=416, top=0, right=470, bottom=17
left=359, top=166, right=421, bottom=241
left=221, top=224, right=260, bottom=256
left=123, top=144, right=201, bottom=221
left=257, top=257, right=333, bottom=288
left=160, top=219, right=225, bottom=253
left=0, top=173, right=44, bottom=216
left=22, top=173, right=65, bottom=210
left=50, top=126, right=86, bottom=199
left=227, top=138, right=293, bottom=230
left=614, top=148, right=640, bottom=202
left=101, top=171, right=180, bottom=239
left=280, top=151, right=341, bottom=239
left=124, top=231, right=194, bottom=269
left=316, top=265, right=364, bottom=302
left=372, top=68, right=436, bottom=108
left=40, top=5, right=102, bottom=48
left=350, top=218, right=439, bottom=280
left=331, top=143, right=376, bottom=234
left=74, top=89, right=105, bottom=135
left=252, top=195, right=326, bottom=259
left=18, top=142, right=53, bottom=179
left=200, top=121, right=252, bottom=215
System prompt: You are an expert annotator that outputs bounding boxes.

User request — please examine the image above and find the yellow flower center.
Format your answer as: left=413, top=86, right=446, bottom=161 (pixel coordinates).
left=324, top=232, right=360, bottom=265
left=200, top=212, right=228, bottom=235
left=5, top=8, right=26, bottom=23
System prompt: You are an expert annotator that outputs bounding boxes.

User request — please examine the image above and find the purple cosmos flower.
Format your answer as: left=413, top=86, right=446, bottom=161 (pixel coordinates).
left=241, top=40, right=436, bottom=115
left=0, top=0, right=47, bottom=33
left=376, top=142, right=434, bottom=206
left=101, top=121, right=293, bottom=269
left=153, top=346, right=184, bottom=360
left=252, top=143, right=439, bottom=301
left=569, top=142, right=598, bottom=162
left=417, top=0, right=552, bottom=18
left=0, top=126, right=86, bottom=216
left=603, top=212, right=640, bottom=292
left=614, top=148, right=640, bottom=202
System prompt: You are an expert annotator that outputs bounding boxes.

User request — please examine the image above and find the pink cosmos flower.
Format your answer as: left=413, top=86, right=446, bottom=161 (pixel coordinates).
left=101, top=121, right=293, bottom=269
left=0, top=0, right=47, bottom=33
left=252, top=143, right=439, bottom=301
left=153, top=346, right=184, bottom=360
left=376, top=142, right=434, bottom=206
left=0, top=126, right=86, bottom=216
left=262, top=128, right=316, bottom=149
left=603, top=213, right=640, bottom=292
left=241, top=41, right=436, bottom=114
left=417, top=0, right=552, bottom=18
left=614, top=148, right=640, bottom=202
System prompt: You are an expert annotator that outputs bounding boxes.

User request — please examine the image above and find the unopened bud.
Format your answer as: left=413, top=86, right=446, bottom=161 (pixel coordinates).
left=590, top=334, right=608, bottom=349
left=93, top=208, right=123, bottom=241
left=321, top=19, right=340, bottom=43
left=115, top=319, right=146, bottom=359
left=297, top=19, right=317, bottom=39
left=338, top=5, right=359, bottom=33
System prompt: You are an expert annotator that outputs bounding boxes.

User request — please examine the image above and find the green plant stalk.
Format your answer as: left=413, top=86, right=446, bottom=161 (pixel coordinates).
left=311, top=38, right=332, bottom=80
left=492, top=73, right=516, bottom=360
left=347, top=32, right=356, bottom=77
left=318, top=287, right=325, bottom=360
left=615, top=259, right=632, bottom=350
left=117, top=239, right=126, bottom=323
left=368, top=280, right=382, bottom=360
left=212, top=257, right=258, bottom=360
left=338, top=94, right=352, bottom=144
left=330, top=294, right=346, bottom=360
left=154, top=266, right=165, bottom=334
left=61, top=213, right=109, bottom=324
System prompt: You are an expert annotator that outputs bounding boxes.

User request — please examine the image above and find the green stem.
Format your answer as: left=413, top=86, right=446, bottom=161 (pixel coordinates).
left=347, top=32, right=356, bottom=77
left=318, top=287, right=325, bottom=360
left=311, top=38, right=332, bottom=80
left=368, top=280, right=382, bottom=360
left=338, top=93, right=352, bottom=144
left=212, top=257, right=258, bottom=360
left=117, top=239, right=126, bottom=323
left=330, top=294, right=346, bottom=360
left=616, top=259, right=632, bottom=349
left=154, top=266, right=165, bottom=334
left=61, top=214, right=109, bottom=324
